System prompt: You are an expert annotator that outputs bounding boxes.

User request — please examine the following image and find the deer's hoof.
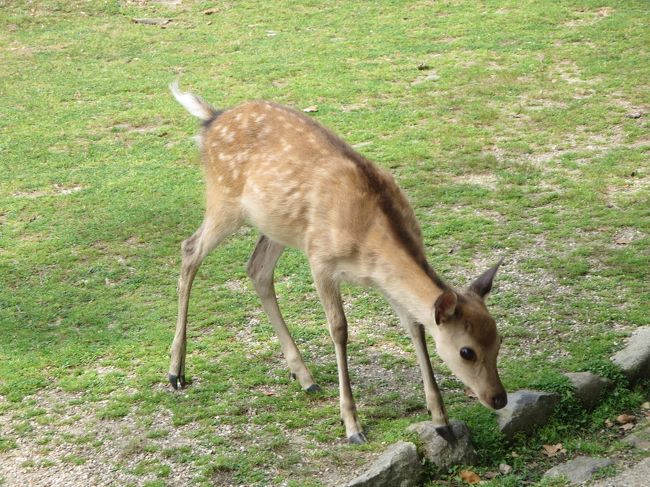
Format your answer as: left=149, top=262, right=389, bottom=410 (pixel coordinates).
left=435, top=424, right=457, bottom=444
left=348, top=432, right=367, bottom=445
left=305, top=383, right=322, bottom=393
left=168, top=374, right=186, bottom=390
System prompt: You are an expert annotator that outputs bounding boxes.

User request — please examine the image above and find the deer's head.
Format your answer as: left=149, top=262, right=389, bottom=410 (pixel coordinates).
left=431, top=260, right=507, bottom=410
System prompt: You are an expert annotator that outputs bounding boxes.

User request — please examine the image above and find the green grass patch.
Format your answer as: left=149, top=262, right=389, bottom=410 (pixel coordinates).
left=1, top=0, right=648, bottom=485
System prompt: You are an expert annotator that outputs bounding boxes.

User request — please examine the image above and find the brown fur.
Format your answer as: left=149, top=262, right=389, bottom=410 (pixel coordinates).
left=199, top=104, right=407, bottom=254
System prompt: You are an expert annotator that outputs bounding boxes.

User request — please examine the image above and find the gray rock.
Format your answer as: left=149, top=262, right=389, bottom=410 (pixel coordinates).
left=343, top=441, right=421, bottom=487
left=544, top=456, right=615, bottom=484
left=611, top=327, right=650, bottom=383
left=564, top=372, right=613, bottom=410
left=623, top=419, right=650, bottom=451
left=496, top=390, right=560, bottom=439
left=406, top=420, right=476, bottom=469
left=590, top=457, right=650, bottom=487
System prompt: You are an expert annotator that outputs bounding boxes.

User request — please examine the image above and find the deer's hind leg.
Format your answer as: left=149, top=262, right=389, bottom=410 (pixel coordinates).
left=247, top=235, right=320, bottom=392
left=169, top=203, right=243, bottom=389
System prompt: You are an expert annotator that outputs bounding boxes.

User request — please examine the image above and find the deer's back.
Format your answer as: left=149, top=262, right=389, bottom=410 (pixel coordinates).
left=201, top=101, right=424, bottom=260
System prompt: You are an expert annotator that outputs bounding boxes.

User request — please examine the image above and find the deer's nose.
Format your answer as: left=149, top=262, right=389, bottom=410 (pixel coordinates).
left=492, top=391, right=508, bottom=410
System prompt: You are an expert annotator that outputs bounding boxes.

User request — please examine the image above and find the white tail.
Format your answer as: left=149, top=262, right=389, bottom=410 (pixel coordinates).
left=168, top=84, right=507, bottom=444
left=169, top=82, right=218, bottom=122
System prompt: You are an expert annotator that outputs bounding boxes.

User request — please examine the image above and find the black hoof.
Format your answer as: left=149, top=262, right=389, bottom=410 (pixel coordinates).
left=348, top=432, right=367, bottom=445
left=435, top=424, right=457, bottom=444
left=305, top=384, right=322, bottom=393
left=168, top=374, right=186, bottom=390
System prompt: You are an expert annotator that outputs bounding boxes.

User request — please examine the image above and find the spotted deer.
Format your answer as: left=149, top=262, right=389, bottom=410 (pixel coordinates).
left=168, top=83, right=507, bottom=444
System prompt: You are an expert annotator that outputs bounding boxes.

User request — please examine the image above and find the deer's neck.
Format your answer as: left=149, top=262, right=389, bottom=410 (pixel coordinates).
left=365, top=244, right=447, bottom=327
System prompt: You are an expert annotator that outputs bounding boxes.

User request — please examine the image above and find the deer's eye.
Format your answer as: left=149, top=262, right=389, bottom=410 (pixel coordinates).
left=460, top=347, right=476, bottom=361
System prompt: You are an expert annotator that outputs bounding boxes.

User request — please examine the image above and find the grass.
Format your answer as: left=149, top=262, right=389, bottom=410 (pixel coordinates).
left=1, top=0, right=648, bottom=485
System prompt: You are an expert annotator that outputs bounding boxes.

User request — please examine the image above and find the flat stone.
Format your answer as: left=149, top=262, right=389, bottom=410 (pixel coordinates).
left=622, top=419, right=650, bottom=451
left=611, top=327, right=650, bottom=383
left=544, top=456, right=615, bottom=484
left=496, top=390, right=560, bottom=439
left=406, top=420, right=476, bottom=469
left=343, top=441, right=421, bottom=487
left=590, top=457, right=650, bottom=487
left=564, top=372, right=613, bottom=410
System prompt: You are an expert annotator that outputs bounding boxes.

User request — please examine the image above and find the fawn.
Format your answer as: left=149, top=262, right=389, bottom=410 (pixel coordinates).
left=168, top=83, right=507, bottom=444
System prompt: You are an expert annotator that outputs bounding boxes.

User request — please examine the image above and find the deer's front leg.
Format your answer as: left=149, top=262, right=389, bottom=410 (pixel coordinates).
left=311, top=265, right=366, bottom=444
left=401, top=316, right=456, bottom=443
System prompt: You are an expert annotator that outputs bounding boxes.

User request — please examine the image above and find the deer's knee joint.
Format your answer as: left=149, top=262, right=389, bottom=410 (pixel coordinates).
left=245, top=259, right=262, bottom=281
left=329, top=321, right=348, bottom=344
left=181, top=234, right=200, bottom=258
left=247, top=261, right=272, bottom=289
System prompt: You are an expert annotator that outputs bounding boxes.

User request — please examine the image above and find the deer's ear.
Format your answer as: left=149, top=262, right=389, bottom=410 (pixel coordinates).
left=434, top=290, right=458, bottom=325
left=469, top=257, right=504, bottom=299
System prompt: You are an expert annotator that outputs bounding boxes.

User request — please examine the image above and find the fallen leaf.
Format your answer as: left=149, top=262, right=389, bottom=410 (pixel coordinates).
left=499, top=463, right=512, bottom=475
left=621, top=422, right=635, bottom=431
left=203, top=8, right=219, bottom=15
left=616, top=414, right=636, bottom=425
left=511, top=451, right=519, bottom=458
left=542, top=443, right=565, bottom=457
left=303, top=106, right=318, bottom=113
left=641, top=402, right=649, bottom=410
left=483, top=471, right=499, bottom=479
left=459, top=470, right=481, bottom=484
